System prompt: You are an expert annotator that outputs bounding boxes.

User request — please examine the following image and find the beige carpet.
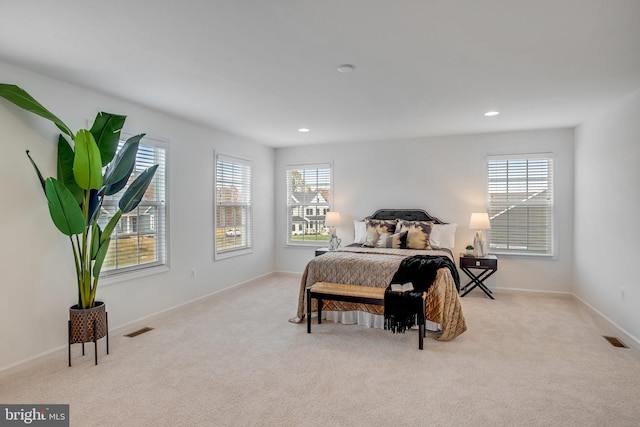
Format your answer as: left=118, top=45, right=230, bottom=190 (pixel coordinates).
left=1, top=274, right=640, bottom=427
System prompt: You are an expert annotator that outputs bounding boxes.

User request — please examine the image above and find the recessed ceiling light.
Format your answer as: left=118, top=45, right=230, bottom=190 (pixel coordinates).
left=298, top=128, right=310, bottom=132
left=484, top=111, right=500, bottom=117
left=337, top=64, right=355, bottom=73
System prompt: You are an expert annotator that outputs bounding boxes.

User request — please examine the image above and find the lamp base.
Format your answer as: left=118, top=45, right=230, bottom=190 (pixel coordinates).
left=473, top=230, right=488, bottom=257
left=328, top=229, right=341, bottom=251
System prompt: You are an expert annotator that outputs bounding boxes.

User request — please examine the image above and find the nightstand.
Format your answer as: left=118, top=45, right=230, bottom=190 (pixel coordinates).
left=315, top=247, right=330, bottom=256
left=459, top=254, right=498, bottom=299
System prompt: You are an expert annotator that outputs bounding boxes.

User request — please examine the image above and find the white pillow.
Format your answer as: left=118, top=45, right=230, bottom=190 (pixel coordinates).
left=354, top=220, right=367, bottom=244
left=430, top=223, right=457, bottom=250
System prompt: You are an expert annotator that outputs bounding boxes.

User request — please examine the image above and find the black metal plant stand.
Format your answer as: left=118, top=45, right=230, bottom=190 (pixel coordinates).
left=68, top=312, right=109, bottom=366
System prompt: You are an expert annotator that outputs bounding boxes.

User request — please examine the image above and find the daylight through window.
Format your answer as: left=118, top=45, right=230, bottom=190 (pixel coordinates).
left=215, top=154, right=252, bottom=258
left=487, top=154, right=554, bottom=256
left=286, top=163, right=332, bottom=245
left=100, top=137, right=168, bottom=275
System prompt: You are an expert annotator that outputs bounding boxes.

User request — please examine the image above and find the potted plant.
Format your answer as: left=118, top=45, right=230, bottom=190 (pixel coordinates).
left=465, top=245, right=474, bottom=256
left=0, top=84, right=157, bottom=364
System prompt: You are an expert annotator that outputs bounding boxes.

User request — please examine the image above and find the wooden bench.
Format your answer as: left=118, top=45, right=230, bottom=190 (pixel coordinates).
left=306, top=281, right=425, bottom=350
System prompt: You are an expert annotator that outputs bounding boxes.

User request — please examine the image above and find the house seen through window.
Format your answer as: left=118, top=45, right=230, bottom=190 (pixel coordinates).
left=286, top=163, right=332, bottom=245
left=100, top=137, right=168, bottom=275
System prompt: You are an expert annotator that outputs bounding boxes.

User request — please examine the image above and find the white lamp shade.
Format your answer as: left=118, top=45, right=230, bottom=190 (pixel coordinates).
left=469, top=212, right=491, bottom=230
left=325, top=211, right=341, bottom=227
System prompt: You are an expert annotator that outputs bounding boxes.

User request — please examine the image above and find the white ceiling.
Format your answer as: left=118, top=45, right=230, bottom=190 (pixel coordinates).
left=1, top=1, right=639, bottom=147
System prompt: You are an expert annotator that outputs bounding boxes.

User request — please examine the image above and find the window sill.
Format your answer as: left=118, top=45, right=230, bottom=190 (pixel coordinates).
left=215, top=247, right=253, bottom=260
left=286, top=242, right=329, bottom=248
left=100, top=265, right=170, bottom=286
left=490, top=251, right=557, bottom=259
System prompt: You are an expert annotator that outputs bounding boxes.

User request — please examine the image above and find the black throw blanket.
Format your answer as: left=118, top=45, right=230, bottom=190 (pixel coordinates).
left=384, top=255, right=460, bottom=333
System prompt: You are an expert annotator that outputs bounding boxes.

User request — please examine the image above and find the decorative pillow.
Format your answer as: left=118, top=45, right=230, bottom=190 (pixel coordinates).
left=362, top=229, right=380, bottom=247
left=430, top=223, right=457, bottom=250
left=376, top=231, right=408, bottom=249
left=354, top=220, right=367, bottom=244
left=365, top=218, right=397, bottom=236
left=397, top=220, right=434, bottom=250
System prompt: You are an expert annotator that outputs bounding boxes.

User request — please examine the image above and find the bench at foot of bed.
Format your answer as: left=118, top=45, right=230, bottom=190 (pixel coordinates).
left=306, top=281, right=425, bottom=350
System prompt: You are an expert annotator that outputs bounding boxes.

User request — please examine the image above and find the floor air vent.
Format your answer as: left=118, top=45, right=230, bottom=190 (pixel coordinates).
left=603, top=336, right=628, bottom=348
left=125, top=327, right=154, bottom=338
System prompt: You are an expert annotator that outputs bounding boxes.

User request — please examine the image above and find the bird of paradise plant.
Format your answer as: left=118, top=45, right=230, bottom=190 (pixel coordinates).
left=0, top=84, right=158, bottom=309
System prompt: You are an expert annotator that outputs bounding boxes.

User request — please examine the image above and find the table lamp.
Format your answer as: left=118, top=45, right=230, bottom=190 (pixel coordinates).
left=469, top=212, right=491, bottom=257
left=325, top=211, right=341, bottom=251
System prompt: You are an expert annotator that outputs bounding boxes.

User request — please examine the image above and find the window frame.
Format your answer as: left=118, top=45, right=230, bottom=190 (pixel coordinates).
left=100, top=134, right=170, bottom=280
left=486, top=152, right=555, bottom=257
left=286, top=162, right=333, bottom=247
left=214, top=153, right=253, bottom=260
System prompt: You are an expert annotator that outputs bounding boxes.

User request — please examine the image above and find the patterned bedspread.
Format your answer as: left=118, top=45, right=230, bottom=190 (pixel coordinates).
left=292, top=247, right=467, bottom=341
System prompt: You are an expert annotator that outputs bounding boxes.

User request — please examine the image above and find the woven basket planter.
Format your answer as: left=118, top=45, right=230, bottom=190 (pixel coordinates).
left=68, top=301, right=109, bottom=366
left=69, top=301, right=107, bottom=344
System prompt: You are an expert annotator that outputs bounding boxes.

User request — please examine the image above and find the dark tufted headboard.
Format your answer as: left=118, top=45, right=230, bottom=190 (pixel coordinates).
left=366, top=209, right=446, bottom=224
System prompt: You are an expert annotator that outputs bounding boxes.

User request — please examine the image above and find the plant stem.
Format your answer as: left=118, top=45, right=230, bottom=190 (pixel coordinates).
left=70, top=236, right=81, bottom=306
left=80, top=190, right=91, bottom=308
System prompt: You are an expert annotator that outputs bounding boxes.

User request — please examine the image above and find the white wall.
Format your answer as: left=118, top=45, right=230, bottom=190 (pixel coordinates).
left=0, top=62, right=275, bottom=371
left=275, top=128, right=574, bottom=294
left=574, top=89, right=640, bottom=345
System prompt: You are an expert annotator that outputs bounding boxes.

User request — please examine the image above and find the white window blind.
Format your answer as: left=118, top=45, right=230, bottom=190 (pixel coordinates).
left=215, top=154, right=252, bottom=258
left=101, top=137, right=168, bottom=275
left=487, top=154, right=554, bottom=256
left=286, top=163, right=332, bottom=245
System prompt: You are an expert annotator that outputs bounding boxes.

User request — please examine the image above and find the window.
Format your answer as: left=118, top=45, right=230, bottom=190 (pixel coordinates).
left=487, top=154, right=554, bottom=256
left=100, top=137, right=168, bottom=275
left=286, top=163, right=332, bottom=245
left=215, top=154, right=252, bottom=258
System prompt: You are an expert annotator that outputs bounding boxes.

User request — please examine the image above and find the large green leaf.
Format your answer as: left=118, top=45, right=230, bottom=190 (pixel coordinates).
left=103, top=162, right=134, bottom=196
left=90, top=112, right=126, bottom=166
left=90, top=223, right=101, bottom=259
left=87, top=189, right=100, bottom=224
left=73, top=130, right=103, bottom=190
left=119, top=165, right=158, bottom=214
left=25, top=150, right=46, bottom=194
left=56, top=135, right=82, bottom=204
left=0, top=84, right=74, bottom=138
left=44, top=178, right=85, bottom=236
left=101, top=210, right=122, bottom=243
left=103, top=134, right=143, bottom=190
left=92, top=238, right=110, bottom=278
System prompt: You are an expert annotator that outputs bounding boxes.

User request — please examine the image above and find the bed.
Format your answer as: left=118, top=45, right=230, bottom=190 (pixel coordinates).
left=291, top=209, right=467, bottom=341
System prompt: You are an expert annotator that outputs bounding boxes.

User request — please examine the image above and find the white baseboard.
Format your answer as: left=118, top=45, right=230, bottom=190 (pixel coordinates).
left=495, top=287, right=639, bottom=349
left=273, top=270, right=303, bottom=278
left=6, top=273, right=633, bottom=377
left=0, top=271, right=279, bottom=378
left=111, top=271, right=278, bottom=336
left=0, top=344, right=68, bottom=379
left=493, top=286, right=573, bottom=298
left=572, top=293, right=640, bottom=350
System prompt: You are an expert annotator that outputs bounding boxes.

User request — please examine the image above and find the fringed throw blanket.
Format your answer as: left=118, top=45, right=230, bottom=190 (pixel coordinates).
left=384, top=255, right=460, bottom=334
